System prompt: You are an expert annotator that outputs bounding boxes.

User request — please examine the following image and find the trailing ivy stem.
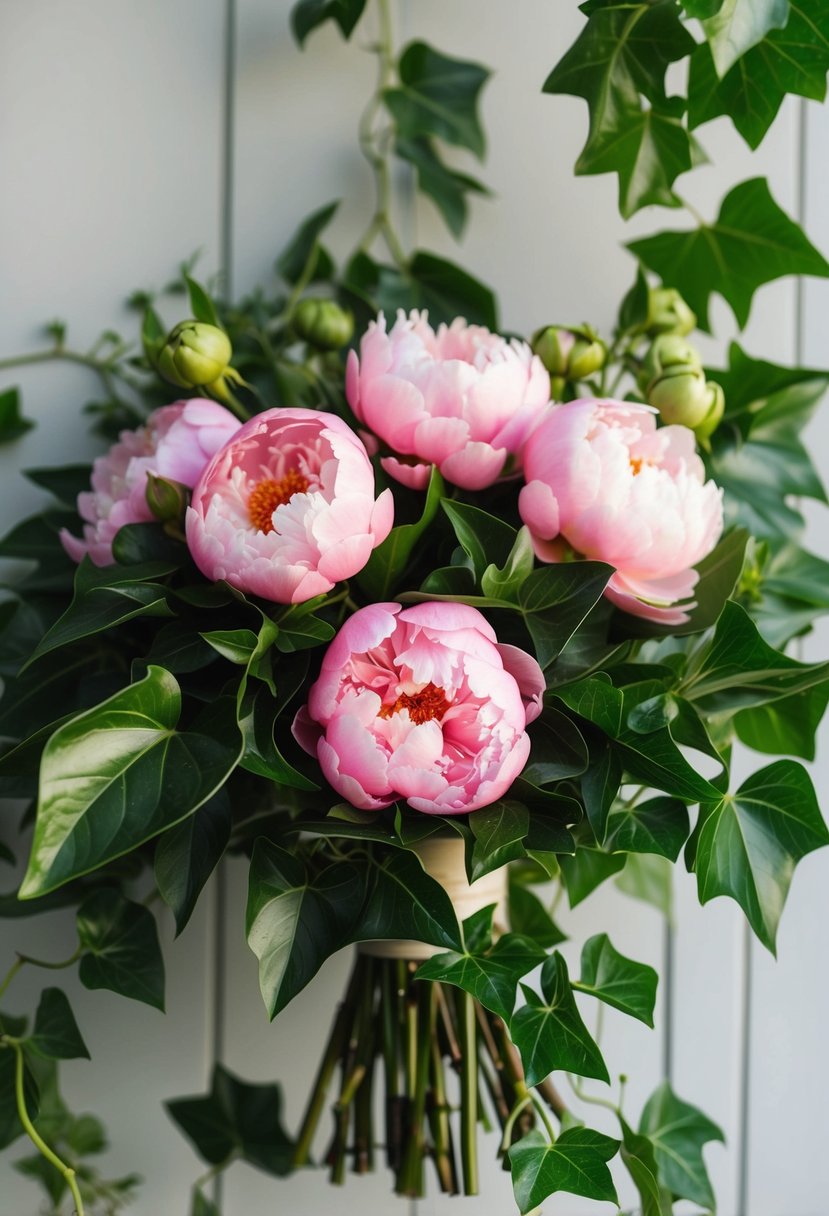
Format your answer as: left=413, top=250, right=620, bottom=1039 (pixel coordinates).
left=193, top=1155, right=236, bottom=1190
left=354, top=0, right=407, bottom=269
left=0, top=346, right=141, bottom=409
left=0, top=946, right=82, bottom=1002
left=458, top=989, right=479, bottom=1194
left=9, top=1041, right=86, bottom=1216
left=530, top=1092, right=557, bottom=1143
left=0, top=957, right=24, bottom=1003
left=499, top=1094, right=532, bottom=1153
left=568, top=1074, right=621, bottom=1116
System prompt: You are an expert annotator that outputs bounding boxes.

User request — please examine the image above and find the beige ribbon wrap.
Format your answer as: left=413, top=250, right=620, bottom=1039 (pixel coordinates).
left=358, top=833, right=508, bottom=959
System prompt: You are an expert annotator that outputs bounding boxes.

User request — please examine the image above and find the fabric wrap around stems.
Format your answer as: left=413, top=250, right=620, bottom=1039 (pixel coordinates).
left=358, top=834, right=507, bottom=959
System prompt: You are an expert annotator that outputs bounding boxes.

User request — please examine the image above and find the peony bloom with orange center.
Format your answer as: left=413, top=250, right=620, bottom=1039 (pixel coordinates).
left=293, top=602, right=545, bottom=814
left=518, top=398, right=723, bottom=625
left=185, top=408, right=394, bottom=603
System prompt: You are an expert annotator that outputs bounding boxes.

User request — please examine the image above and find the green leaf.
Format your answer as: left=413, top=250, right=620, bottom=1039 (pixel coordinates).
left=275, top=200, right=338, bottom=283
left=605, top=796, right=690, bottom=860
left=291, top=0, right=366, bottom=46
left=573, top=933, right=658, bottom=1026
left=615, top=853, right=674, bottom=918
left=237, top=685, right=318, bottom=790
left=521, top=563, right=614, bottom=670
left=0, top=386, right=35, bottom=442
left=508, top=880, right=566, bottom=947
left=19, top=668, right=241, bottom=898
left=559, top=848, right=627, bottom=907
left=166, top=1063, right=293, bottom=1175
left=0, top=1047, right=39, bottom=1149
left=24, top=464, right=92, bottom=507
left=191, top=1189, right=220, bottom=1216
left=683, top=600, right=829, bottom=715
left=77, top=889, right=165, bottom=1010
left=408, top=252, right=498, bottom=330
left=734, top=683, right=829, bottom=761
left=689, top=4, right=829, bottom=149
left=0, top=508, right=77, bottom=564
left=523, top=711, right=589, bottom=785
left=555, top=676, right=624, bottom=737
left=702, top=0, right=790, bottom=76
left=628, top=178, right=829, bottom=330
left=384, top=41, right=491, bottom=158
left=396, top=136, right=489, bottom=238
left=417, top=929, right=546, bottom=1022
left=353, top=849, right=463, bottom=951
left=246, top=840, right=366, bottom=1018
left=618, top=264, right=650, bottom=333
left=357, top=466, right=444, bottom=599
left=441, top=500, right=516, bottom=582
left=29, top=988, right=89, bottom=1059
left=543, top=1, right=697, bottom=217
left=510, top=953, right=609, bottom=1086
left=694, top=759, right=829, bottom=952
left=639, top=1081, right=724, bottom=1209
left=186, top=276, right=221, bottom=328
left=481, top=527, right=535, bottom=603
left=154, top=790, right=233, bottom=935
left=509, top=1127, right=620, bottom=1212
left=619, top=1117, right=670, bottom=1216
left=468, top=801, right=529, bottom=881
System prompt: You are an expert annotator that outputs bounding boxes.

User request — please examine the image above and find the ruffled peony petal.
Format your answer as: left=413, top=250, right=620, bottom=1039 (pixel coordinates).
left=439, top=441, right=507, bottom=490
left=379, top=457, right=433, bottom=490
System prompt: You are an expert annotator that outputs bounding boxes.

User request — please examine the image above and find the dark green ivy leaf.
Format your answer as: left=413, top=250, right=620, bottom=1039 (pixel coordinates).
left=619, top=1116, right=671, bottom=1216
left=416, top=928, right=546, bottom=1022
left=694, top=759, right=829, bottom=952
left=77, top=889, right=165, bottom=1010
left=467, top=801, right=530, bottom=881
left=395, top=136, right=489, bottom=239
left=628, top=178, right=829, bottom=330
left=275, top=200, right=339, bottom=282
left=639, top=1081, right=724, bottom=1209
left=605, top=796, right=690, bottom=860
left=30, top=988, right=89, bottom=1059
left=573, top=933, right=658, bottom=1026
left=291, top=0, right=366, bottom=46
left=510, top=952, right=609, bottom=1086
left=0, top=1047, right=39, bottom=1149
left=357, top=466, right=445, bottom=600
left=154, top=790, right=233, bottom=935
left=701, top=0, right=790, bottom=76
left=166, top=1062, right=294, bottom=1175
left=509, top=1126, right=620, bottom=1212
left=384, top=42, right=491, bottom=159
left=0, top=386, right=35, bottom=443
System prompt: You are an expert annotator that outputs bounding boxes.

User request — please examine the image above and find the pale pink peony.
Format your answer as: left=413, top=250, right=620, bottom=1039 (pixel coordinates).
left=293, top=602, right=544, bottom=814
left=60, top=399, right=243, bottom=566
left=346, top=310, right=551, bottom=491
left=518, top=399, right=723, bottom=625
left=185, top=408, right=394, bottom=603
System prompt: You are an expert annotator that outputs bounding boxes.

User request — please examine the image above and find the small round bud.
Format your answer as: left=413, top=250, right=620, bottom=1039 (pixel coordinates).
left=157, top=321, right=232, bottom=389
left=145, top=473, right=189, bottom=525
left=648, top=368, right=722, bottom=430
left=638, top=334, right=702, bottom=397
left=645, top=287, right=697, bottom=337
left=293, top=298, right=354, bottom=351
left=693, top=379, right=725, bottom=443
left=532, top=324, right=606, bottom=384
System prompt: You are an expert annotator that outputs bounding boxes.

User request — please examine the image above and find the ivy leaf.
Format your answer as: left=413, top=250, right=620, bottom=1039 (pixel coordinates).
left=395, top=137, right=489, bottom=238
left=29, top=988, right=89, bottom=1060
left=702, top=0, right=790, bottom=76
left=416, top=930, right=546, bottom=1022
left=735, top=683, right=829, bottom=761
left=246, top=840, right=366, bottom=1018
left=166, top=1063, right=294, bottom=1175
left=543, top=1, right=697, bottom=216
left=191, top=1190, right=220, bottom=1216
left=353, top=849, right=463, bottom=950
left=628, top=178, right=829, bottom=330
left=357, top=466, right=445, bottom=599
left=619, top=1117, right=671, bottom=1216
left=275, top=200, right=338, bottom=282
left=559, top=849, right=627, bottom=907
left=154, top=790, right=233, bottom=936
left=291, top=0, right=366, bottom=46
left=520, top=563, right=614, bottom=670
left=384, top=42, right=491, bottom=159
left=19, top=668, right=241, bottom=898
left=508, top=880, right=566, bottom=947
left=441, top=501, right=516, bottom=583
left=0, top=1047, right=39, bottom=1149
left=616, top=853, right=674, bottom=919
left=510, top=953, right=609, bottom=1086
left=0, top=386, right=35, bottom=443
left=25, top=464, right=93, bottom=507
left=185, top=277, right=221, bottom=329
left=689, top=3, right=829, bottom=149
left=639, top=1081, right=724, bottom=1209
left=481, top=527, right=536, bottom=604
left=572, top=933, right=658, bottom=1026
left=77, top=890, right=165, bottom=1010
left=343, top=250, right=497, bottom=330
left=605, top=796, right=690, bottom=860
left=694, top=759, right=829, bottom=952
left=468, top=801, right=530, bottom=881
left=509, top=1126, right=620, bottom=1212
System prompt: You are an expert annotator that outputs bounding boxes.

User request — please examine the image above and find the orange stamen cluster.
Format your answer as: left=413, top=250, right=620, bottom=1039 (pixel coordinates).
left=378, top=682, right=451, bottom=724
left=630, top=456, right=644, bottom=475
left=248, top=470, right=309, bottom=533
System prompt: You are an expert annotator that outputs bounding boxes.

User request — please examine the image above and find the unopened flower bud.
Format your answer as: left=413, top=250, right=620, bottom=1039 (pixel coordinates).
left=293, top=298, right=354, bottom=350
left=157, top=321, right=232, bottom=389
left=645, top=287, right=697, bottom=337
left=145, top=473, right=189, bottom=526
left=693, top=379, right=725, bottom=443
left=532, top=324, right=606, bottom=384
left=638, top=334, right=702, bottom=396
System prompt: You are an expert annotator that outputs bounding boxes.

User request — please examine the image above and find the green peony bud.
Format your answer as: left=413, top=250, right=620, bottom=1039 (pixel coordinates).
left=638, top=333, right=702, bottom=396
left=693, top=379, right=725, bottom=443
left=293, top=298, right=354, bottom=351
left=645, top=287, right=697, bottom=337
left=145, top=473, right=189, bottom=526
left=532, top=324, right=606, bottom=386
left=157, top=321, right=232, bottom=389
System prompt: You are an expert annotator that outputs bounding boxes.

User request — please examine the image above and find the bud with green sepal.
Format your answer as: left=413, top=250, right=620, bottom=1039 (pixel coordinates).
left=640, top=335, right=725, bottom=439
left=531, top=323, right=606, bottom=397
left=638, top=334, right=702, bottom=396
left=156, top=320, right=233, bottom=390
left=644, top=287, right=697, bottom=337
left=293, top=298, right=354, bottom=351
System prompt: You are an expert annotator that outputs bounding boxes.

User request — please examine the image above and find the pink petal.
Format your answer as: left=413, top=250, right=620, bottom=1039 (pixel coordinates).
left=380, top=457, right=433, bottom=490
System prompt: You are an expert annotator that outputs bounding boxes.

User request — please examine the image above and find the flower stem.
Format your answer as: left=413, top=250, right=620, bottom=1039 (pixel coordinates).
left=458, top=989, right=479, bottom=1195
left=0, top=946, right=82, bottom=1004
left=8, top=1041, right=85, bottom=1215
left=0, top=346, right=142, bottom=410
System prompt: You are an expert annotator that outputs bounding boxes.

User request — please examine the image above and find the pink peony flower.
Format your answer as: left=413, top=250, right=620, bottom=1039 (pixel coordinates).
left=60, top=399, right=243, bottom=566
left=185, top=408, right=394, bottom=603
left=293, top=602, right=544, bottom=814
left=518, top=399, right=723, bottom=625
left=345, top=310, right=550, bottom=491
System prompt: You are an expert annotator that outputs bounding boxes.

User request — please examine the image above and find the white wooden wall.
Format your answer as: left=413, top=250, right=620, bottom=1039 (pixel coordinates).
left=1, top=4, right=828, bottom=1214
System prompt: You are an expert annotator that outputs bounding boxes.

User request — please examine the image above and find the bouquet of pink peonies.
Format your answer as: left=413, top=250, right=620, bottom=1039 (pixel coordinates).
left=3, top=4, right=829, bottom=1214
